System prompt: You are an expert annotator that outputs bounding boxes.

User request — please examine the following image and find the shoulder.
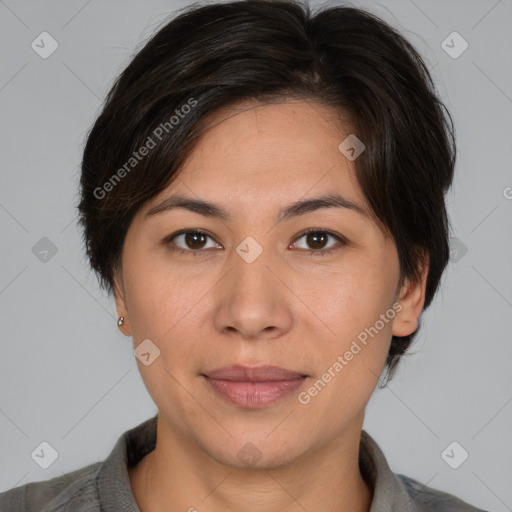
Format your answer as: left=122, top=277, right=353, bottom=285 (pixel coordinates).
left=398, top=473, right=489, bottom=512
left=0, top=461, right=102, bottom=512
left=0, top=415, right=157, bottom=512
left=360, top=430, right=488, bottom=511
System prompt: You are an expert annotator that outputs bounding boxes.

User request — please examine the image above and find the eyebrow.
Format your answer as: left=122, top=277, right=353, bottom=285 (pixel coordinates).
left=145, top=192, right=368, bottom=223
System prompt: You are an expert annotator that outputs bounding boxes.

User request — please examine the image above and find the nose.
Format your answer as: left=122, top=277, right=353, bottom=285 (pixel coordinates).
left=212, top=246, right=293, bottom=341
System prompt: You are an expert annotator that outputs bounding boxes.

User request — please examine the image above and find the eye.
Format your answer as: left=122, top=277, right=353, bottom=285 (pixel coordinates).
left=166, top=229, right=221, bottom=257
left=165, top=228, right=347, bottom=258
left=291, top=229, right=347, bottom=257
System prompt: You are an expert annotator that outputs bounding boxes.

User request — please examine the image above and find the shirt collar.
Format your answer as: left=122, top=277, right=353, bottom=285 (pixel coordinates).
left=97, top=415, right=156, bottom=511
left=97, top=415, right=418, bottom=511
left=360, top=430, right=420, bottom=512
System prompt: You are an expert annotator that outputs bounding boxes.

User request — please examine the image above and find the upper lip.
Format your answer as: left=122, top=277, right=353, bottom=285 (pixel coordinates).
left=203, top=365, right=307, bottom=382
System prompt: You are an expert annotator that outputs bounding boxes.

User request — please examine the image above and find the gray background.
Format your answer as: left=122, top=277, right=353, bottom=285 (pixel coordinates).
left=0, top=0, right=511, bottom=510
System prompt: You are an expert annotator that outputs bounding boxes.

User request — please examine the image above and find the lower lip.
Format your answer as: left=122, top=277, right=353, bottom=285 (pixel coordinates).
left=204, top=376, right=306, bottom=409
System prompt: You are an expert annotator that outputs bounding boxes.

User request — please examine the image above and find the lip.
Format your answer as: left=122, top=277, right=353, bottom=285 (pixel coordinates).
left=202, top=365, right=308, bottom=409
left=204, top=365, right=307, bottom=382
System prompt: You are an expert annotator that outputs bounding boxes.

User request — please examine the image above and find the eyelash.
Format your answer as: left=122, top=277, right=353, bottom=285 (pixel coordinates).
left=165, top=228, right=347, bottom=258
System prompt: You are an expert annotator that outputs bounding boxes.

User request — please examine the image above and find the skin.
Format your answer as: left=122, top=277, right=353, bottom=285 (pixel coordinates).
left=114, top=99, right=428, bottom=512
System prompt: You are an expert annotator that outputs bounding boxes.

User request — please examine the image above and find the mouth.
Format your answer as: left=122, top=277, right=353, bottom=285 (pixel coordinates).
left=201, top=365, right=308, bottom=409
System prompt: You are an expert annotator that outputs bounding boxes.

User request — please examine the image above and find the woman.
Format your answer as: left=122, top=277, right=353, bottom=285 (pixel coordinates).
left=0, top=0, right=487, bottom=510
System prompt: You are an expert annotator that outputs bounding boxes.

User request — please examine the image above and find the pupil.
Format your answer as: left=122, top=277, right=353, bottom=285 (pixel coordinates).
left=308, top=232, right=326, bottom=249
left=186, top=232, right=206, bottom=249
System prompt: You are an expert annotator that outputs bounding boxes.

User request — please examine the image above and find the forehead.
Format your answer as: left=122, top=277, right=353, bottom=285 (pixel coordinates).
left=150, top=99, right=366, bottom=212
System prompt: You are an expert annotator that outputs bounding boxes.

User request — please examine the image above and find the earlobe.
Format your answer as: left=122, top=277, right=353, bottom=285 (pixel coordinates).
left=391, top=259, right=429, bottom=338
left=113, top=269, right=131, bottom=336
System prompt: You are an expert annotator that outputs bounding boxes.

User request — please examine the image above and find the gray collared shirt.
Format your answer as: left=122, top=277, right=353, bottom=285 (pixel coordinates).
left=0, top=415, right=487, bottom=511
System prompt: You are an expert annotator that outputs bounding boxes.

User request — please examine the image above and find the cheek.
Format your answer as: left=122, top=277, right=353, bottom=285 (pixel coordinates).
left=121, top=257, right=206, bottom=410
left=303, top=254, right=396, bottom=334
left=126, top=277, right=184, bottom=337
left=123, top=254, right=215, bottom=350
left=298, top=256, right=396, bottom=384
left=298, top=278, right=395, bottom=420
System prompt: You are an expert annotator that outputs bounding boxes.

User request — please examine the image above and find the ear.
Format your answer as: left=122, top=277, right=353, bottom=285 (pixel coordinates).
left=392, top=256, right=429, bottom=338
left=113, top=266, right=132, bottom=336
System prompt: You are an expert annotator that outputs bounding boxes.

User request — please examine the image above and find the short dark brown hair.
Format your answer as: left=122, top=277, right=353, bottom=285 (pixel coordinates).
left=78, top=0, right=456, bottom=381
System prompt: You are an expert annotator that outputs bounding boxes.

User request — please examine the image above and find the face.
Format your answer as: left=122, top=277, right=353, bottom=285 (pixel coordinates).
left=114, top=99, right=426, bottom=469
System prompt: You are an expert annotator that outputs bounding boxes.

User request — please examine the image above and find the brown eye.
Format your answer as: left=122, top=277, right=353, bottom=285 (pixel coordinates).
left=183, top=231, right=208, bottom=250
left=292, top=229, right=347, bottom=256
left=305, top=231, right=329, bottom=250
left=167, top=229, right=220, bottom=256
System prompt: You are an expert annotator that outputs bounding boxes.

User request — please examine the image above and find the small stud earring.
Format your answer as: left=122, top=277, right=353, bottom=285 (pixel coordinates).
left=117, top=316, right=125, bottom=327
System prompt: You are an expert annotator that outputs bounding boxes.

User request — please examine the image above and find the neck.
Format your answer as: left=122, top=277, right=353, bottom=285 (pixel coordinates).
left=129, top=418, right=373, bottom=512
